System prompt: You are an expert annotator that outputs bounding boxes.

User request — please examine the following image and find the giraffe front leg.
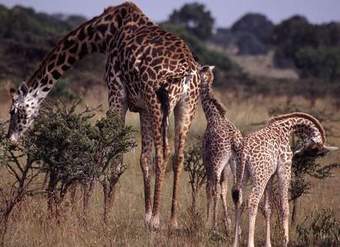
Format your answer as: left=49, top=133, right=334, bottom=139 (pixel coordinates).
left=212, top=175, right=219, bottom=231
left=139, top=111, right=154, bottom=226
left=206, top=180, right=212, bottom=226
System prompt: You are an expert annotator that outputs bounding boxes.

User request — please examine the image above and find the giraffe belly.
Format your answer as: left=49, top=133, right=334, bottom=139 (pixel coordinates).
left=128, top=94, right=146, bottom=112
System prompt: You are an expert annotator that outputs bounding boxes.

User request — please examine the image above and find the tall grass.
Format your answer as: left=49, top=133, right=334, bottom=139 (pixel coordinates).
left=1, top=86, right=339, bottom=246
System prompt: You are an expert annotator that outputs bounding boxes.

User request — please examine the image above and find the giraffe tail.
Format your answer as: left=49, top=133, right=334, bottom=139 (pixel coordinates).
left=156, top=85, right=169, bottom=160
left=232, top=149, right=245, bottom=206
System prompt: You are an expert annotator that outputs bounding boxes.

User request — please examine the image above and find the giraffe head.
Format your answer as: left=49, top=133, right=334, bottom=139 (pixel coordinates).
left=199, top=65, right=215, bottom=89
left=7, top=83, right=40, bottom=143
left=268, top=112, right=338, bottom=155
left=298, top=125, right=338, bottom=155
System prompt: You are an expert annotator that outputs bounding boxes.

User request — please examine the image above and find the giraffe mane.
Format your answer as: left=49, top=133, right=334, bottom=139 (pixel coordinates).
left=209, top=95, right=226, bottom=117
left=267, top=112, right=326, bottom=142
left=27, top=14, right=106, bottom=87
left=27, top=2, right=143, bottom=87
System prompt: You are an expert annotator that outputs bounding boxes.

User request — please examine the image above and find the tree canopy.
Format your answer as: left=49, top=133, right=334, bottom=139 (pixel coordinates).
left=169, top=2, right=214, bottom=40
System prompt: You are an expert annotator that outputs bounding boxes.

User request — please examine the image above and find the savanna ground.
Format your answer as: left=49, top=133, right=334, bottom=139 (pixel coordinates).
left=0, top=80, right=339, bottom=246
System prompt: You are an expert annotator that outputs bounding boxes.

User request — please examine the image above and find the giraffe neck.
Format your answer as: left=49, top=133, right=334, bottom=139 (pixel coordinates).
left=200, top=85, right=226, bottom=124
left=22, top=2, right=149, bottom=104
left=269, top=116, right=322, bottom=141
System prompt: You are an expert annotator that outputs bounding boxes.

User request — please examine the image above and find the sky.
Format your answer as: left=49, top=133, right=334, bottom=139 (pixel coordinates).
left=0, top=0, right=339, bottom=27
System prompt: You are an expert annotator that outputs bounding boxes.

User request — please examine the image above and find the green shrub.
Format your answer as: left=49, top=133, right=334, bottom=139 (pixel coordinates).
left=296, top=209, right=340, bottom=246
left=49, top=79, right=78, bottom=101
left=294, top=47, right=340, bottom=81
left=25, top=101, right=135, bottom=198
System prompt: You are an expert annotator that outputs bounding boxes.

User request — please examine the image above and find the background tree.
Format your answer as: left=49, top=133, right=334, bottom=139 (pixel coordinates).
left=168, top=2, right=214, bottom=40
left=231, top=13, right=274, bottom=44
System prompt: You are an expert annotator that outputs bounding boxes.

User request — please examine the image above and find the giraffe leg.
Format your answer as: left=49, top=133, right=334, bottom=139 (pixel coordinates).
left=146, top=99, right=166, bottom=230
left=170, top=101, right=196, bottom=228
left=247, top=176, right=271, bottom=247
left=220, top=166, right=231, bottom=234
left=263, top=179, right=273, bottom=247
left=232, top=198, right=242, bottom=247
left=139, top=111, right=154, bottom=225
left=206, top=180, right=212, bottom=226
left=212, top=174, right=219, bottom=231
left=277, top=163, right=291, bottom=247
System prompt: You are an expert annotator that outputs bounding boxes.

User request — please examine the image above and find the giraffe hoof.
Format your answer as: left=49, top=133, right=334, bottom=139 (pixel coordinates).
left=170, top=218, right=178, bottom=230
left=144, top=212, right=152, bottom=227
left=224, top=218, right=232, bottom=233
left=149, top=215, right=160, bottom=231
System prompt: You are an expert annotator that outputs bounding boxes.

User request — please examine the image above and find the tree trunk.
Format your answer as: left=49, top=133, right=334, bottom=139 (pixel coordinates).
left=102, top=180, right=116, bottom=224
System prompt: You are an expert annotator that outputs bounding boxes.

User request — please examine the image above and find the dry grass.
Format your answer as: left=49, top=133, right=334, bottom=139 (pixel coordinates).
left=228, top=51, right=299, bottom=80
left=206, top=44, right=298, bottom=80
left=0, top=85, right=339, bottom=246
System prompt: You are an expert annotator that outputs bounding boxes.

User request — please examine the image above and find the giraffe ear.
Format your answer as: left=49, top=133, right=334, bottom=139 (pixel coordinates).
left=209, top=65, right=215, bottom=71
left=9, top=88, right=16, bottom=98
left=19, top=82, right=28, bottom=96
left=323, top=145, right=338, bottom=151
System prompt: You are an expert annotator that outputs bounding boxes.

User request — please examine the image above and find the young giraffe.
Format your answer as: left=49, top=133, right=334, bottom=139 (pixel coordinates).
left=6, top=2, right=201, bottom=229
left=232, top=112, right=337, bottom=247
left=200, top=66, right=243, bottom=233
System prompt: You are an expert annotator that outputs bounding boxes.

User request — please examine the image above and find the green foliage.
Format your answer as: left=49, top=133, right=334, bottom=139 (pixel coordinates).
left=0, top=121, right=9, bottom=163
left=231, top=13, right=274, bottom=44
left=235, top=32, right=268, bottom=55
left=24, top=101, right=135, bottom=188
left=49, top=79, right=78, bottom=101
left=169, top=2, right=214, bottom=40
left=294, top=47, right=340, bottom=81
left=1, top=5, right=71, bottom=40
left=184, top=139, right=205, bottom=190
left=0, top=4, right=105, bottom=84
left=184, top=138, right=205, bottom=212
left=296, top=209, right=340, bottom=246
left=0, top=102, right=135, bottom=239
left=272, top=15, right=340, bottom=81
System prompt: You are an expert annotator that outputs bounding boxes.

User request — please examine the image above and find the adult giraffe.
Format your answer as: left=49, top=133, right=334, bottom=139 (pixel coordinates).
left=6, top=2, right=201, bottom=229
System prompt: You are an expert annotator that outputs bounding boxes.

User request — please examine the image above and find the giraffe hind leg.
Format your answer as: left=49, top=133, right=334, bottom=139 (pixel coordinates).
left=247, top=168, right=272, bottom=247
left=220, top=165, right=232, bottom=235
left=277, top=163, right=291, bottom=247
left=139, top=111, right=154, bottom=226
left=144, top=95, right=166, bottom=230
left=170, top=100, right=197, bottom=229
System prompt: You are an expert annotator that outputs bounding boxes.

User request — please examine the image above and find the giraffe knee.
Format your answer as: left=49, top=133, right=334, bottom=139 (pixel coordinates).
left=140, top=151, right=152, bottom=173
left=281, top=206, right=289, bottom=219
left=172, top=154, right=184, bottom=172
left=248, top=200, right=259, bottom=217
left=264, top=204, right=271, bottom=218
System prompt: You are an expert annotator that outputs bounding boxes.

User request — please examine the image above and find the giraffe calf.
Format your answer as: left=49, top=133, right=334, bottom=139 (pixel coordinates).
left=199, top=66, right=243, bottom=233
left=232, top=112, right=338, bottom=247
